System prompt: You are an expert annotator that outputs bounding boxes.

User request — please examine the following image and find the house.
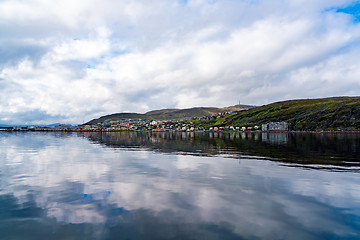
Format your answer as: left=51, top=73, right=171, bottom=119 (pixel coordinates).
left=150, top=121, right=158, bottom=126
left=261, top=122, right=289, bottom=131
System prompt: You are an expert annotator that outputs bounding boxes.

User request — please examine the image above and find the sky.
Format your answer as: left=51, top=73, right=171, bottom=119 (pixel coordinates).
left=1, top=0, right=360, bottom=125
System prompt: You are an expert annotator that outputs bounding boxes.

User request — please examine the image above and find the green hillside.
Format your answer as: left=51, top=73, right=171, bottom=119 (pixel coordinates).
left=146, top=107, right=222, bottom=120
left=86, top=113, right=151, bottom=125
left=145, top=105, right=254, bottom=120
left=213, top=97, right=360, bottom=130
left=85, top=105, right=254, bottom=125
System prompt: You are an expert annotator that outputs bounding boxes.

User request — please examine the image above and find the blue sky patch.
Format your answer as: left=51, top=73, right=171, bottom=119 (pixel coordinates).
left=336, top=2, right=360, bottom=22
left=112, top=49, right=131, bottom=56
left=179, top=0, right=188, bottom=5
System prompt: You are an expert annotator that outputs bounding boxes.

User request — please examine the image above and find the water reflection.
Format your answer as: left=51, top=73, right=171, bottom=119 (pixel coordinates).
left=262, top=132, right=288, bottom=144
left=0, top=132, right=360, bottom=239
left=82, top=131, right=360, bottom=170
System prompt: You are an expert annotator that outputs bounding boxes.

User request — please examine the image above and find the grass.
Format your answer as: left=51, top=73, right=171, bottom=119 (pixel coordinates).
left=199, top=97, right=360, bottom=131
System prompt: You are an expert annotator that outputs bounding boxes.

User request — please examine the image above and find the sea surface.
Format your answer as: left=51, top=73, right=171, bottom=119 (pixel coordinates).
left=0, top=131, right=360, bottom=239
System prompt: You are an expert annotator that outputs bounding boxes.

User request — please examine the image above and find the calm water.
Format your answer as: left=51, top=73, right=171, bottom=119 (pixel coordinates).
left=0, top=131, right=360, bottom=240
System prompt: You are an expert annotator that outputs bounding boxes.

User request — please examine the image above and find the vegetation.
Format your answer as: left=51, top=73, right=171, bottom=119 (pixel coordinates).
left=207, top=97, right=360, bottom=131
left=85, top=105, right=254, bottom=125
left=86, top=97, right=360, bottom=131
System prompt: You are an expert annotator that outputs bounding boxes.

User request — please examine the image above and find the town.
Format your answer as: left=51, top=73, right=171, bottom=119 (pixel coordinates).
left=1, top=113, right=289, bottom=133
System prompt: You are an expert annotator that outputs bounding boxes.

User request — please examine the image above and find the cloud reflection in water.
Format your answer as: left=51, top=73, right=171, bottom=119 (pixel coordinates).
left=0, top=132, right=359, bottom=239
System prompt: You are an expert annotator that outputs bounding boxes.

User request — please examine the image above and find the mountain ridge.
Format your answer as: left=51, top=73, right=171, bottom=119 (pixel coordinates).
left=85, top=104, right=255, bottom=125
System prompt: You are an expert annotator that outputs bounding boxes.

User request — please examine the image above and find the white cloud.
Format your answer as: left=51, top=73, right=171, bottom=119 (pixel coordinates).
left=0, top=0, right=360, bottom=124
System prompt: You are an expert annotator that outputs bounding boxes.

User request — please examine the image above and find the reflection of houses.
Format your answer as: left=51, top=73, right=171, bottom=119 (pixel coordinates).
left=262, top=132, right=288, bottom=145
left=261, top=122, right=289, bottom=131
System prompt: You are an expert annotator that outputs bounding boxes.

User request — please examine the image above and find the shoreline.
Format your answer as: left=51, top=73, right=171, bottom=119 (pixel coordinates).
left=2, top=129, right=360, bottom=134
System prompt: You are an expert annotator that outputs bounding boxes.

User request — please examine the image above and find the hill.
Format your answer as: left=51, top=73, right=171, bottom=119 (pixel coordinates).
left=146, top=107, right=222, bottom=120
left=211, top=97, right=360, bottom=130
left=85, top=105, right=255, bottom=125
left=85, top=113, right=150, bottom=125
left=145, top=105, right=254, bottom=120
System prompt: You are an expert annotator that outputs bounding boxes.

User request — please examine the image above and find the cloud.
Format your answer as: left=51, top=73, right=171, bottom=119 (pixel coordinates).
left=0, top=0, right=360, bottom=124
